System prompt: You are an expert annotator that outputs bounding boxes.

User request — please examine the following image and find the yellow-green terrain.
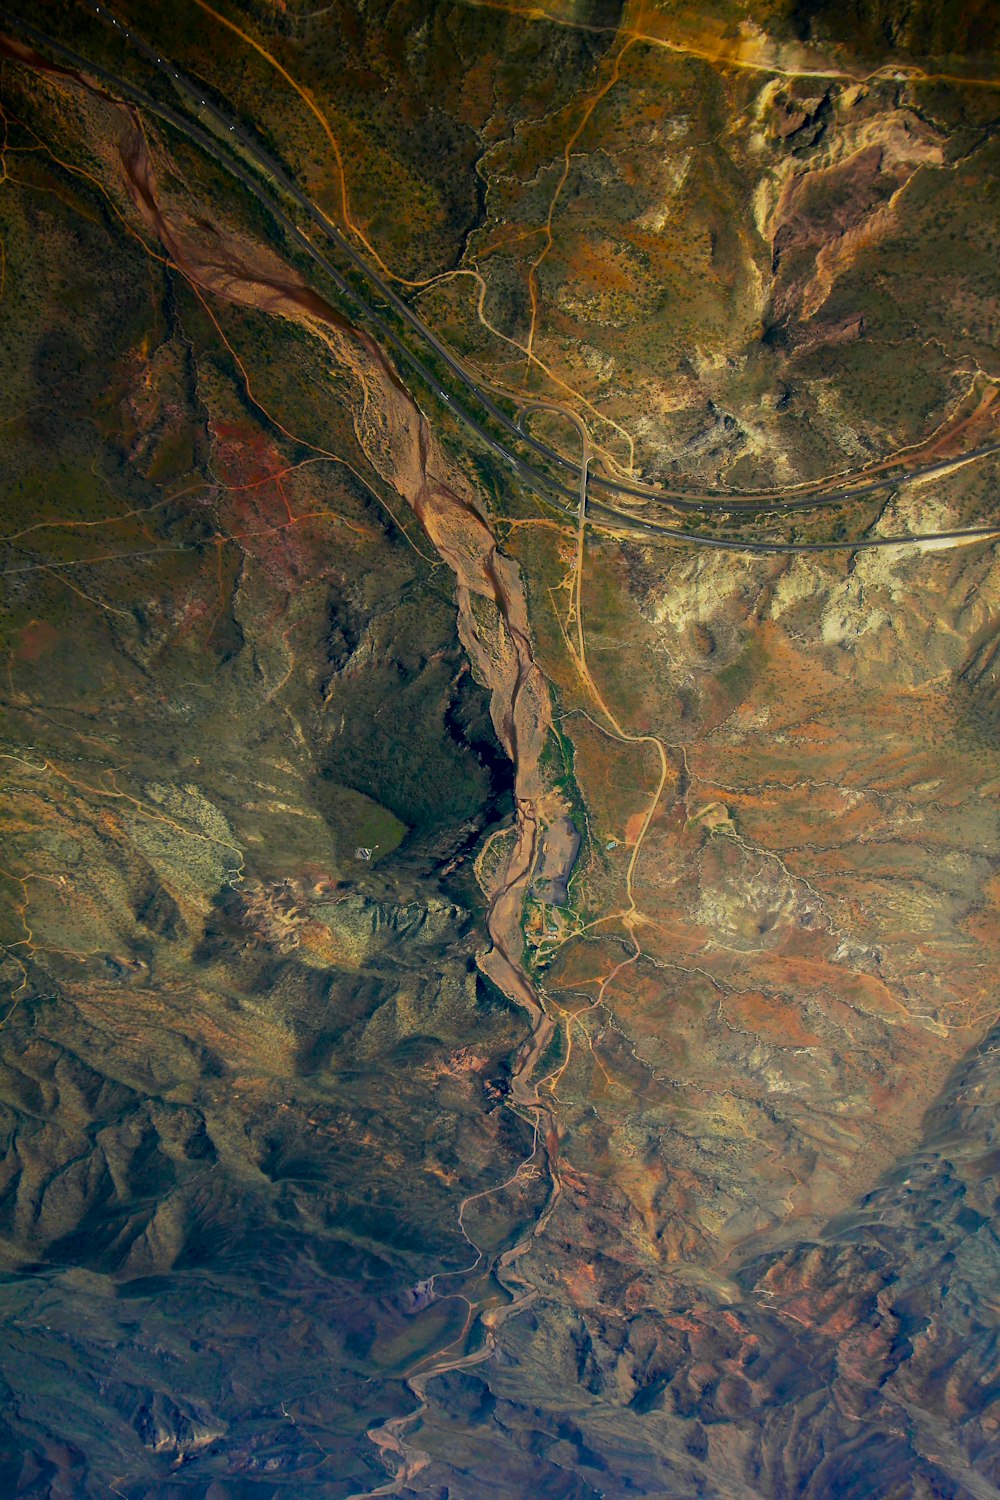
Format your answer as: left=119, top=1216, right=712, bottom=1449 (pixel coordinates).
left=1, top=1, right=999, bottom=1496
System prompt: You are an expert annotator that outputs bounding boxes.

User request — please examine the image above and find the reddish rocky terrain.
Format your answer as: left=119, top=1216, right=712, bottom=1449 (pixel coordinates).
left=1, top=1, right=999, bottom=1496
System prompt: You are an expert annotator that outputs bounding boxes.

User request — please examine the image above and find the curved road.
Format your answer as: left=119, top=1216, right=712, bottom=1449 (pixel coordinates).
left=3, top=3, right=999, bottom=556
left=80, top=1, right=1000, bottom=515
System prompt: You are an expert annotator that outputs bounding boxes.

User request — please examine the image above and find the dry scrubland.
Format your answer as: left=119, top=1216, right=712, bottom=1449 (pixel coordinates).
left=1, top=0, right=1000, bottom=1495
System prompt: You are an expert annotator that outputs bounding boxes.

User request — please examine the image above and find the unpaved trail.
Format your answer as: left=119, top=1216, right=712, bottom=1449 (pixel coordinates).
left=2, top=50, right=567, bottom=1492
left=7, top=34, right=557, bottom=1040
left=0, top=48, right=629, bottom=1491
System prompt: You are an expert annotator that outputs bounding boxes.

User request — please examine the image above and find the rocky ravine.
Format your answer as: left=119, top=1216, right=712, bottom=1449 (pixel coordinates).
left=1, top=41, right=577, bottom=1498
left=2, top=19, right=1000, bottom=1500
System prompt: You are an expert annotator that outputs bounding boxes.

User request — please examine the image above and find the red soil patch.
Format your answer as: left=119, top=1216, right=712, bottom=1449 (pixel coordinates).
left=17, top=620, right=59, bottom=662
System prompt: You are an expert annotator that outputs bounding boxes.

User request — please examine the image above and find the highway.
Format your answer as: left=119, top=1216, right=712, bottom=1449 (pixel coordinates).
left=3, top=3, right=999, bottom=556
left=515, top=396, right=1000, bottom=560
left=4, top=18, right=998, bottom=1497
left=76, top=1, right=1000, bottom=518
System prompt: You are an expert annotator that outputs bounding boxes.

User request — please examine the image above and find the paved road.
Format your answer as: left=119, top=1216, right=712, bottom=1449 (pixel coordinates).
left=5, top=3, right=1000, bottom=556
left=586, top=499, right=1000, bottom=553
left=603, top=439, right=1000, bottom=514
left=80, top=1, right=1000, bottom=518
left=0, top=4, right=580, bottom=513
left=517, top=396, right=1000, bottom=554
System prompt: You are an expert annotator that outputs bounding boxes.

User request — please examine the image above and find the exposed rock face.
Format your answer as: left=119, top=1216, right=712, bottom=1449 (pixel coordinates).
left=1, top=2, right=999, bottom=1497
left=763, top=101, right=945, bottom=322
left=440, top=504, right=1000, bottom=1494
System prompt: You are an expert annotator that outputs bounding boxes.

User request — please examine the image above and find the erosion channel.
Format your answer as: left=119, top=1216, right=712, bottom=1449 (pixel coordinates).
left=0, top=47, right=570, bottom=1491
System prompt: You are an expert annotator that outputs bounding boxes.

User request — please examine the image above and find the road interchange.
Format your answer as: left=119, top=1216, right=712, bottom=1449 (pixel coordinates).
left=3, top=2, right=1000, bottom=556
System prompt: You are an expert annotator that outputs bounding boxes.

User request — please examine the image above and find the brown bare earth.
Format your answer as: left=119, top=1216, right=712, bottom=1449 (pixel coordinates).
left=1, top=1, right=1000, bottom=1497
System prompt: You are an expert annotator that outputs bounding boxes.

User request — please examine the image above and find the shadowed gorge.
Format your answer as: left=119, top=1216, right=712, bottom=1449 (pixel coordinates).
left=1, top=1, right=1000, bottom=1496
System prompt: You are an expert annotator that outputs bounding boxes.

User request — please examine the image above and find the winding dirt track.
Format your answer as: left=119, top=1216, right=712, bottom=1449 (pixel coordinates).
left=0, top=38, right=567, bottom=1487
left=49, top=68, right=566, bottom=1492
left=7, top=29, right=999, bottom=1493
left=7, top=7, right=1000, bottom=544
